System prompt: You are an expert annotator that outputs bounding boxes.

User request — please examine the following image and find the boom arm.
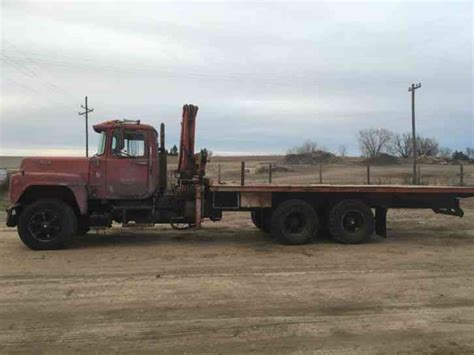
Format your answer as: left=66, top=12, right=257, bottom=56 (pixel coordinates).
left=177, top=104, right=198, bottom=179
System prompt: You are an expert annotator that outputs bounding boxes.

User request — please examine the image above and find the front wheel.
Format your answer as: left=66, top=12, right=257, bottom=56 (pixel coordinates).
left=18, top=199, right=78, bottom=250
left=270, top=200, right=318, bottom=245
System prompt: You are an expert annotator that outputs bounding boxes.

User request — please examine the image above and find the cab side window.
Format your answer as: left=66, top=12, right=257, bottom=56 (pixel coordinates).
left=111, top=130, right=146, bottom=157
left=124, top=132, right=145, bottom=157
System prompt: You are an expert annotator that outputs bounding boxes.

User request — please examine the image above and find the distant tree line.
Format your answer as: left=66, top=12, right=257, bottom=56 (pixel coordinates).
left=166, top=145, right=213, bottom=158
left=357, top=128, right=472, bottom=161
left=286, top=130, right=473, bottom=162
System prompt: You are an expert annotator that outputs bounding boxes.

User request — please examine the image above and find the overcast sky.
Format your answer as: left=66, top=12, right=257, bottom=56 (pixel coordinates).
left=0, top=0, right=472, bottom=156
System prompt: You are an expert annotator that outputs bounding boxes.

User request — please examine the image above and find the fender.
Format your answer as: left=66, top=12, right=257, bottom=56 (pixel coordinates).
left=9, top=172, right=89, bottom=215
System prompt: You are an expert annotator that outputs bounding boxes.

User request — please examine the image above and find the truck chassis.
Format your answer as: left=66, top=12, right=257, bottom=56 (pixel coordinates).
left=211, top=184, right=473, bottom=244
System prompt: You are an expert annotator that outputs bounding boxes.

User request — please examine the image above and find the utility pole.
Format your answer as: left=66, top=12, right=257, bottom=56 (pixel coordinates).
left=78, top=96, right=94, bottom=157
left=408, top=83, right=421, bottom=184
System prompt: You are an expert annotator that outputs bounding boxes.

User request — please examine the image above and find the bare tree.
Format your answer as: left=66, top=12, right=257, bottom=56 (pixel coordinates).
left=438, top=147, right=452, bottom=159
left=390, top=133, right=412, bottom=158
left=417, top=137, right=439, bottom=156
left=357, top=128, right=393, bottom=157
left=466, top=147, right=474, bottom=160
left=390, top=133, right=440, bottom=158
left=337, top=145, right=347, bottom=157
left=287, top=139, right=318, bottom=154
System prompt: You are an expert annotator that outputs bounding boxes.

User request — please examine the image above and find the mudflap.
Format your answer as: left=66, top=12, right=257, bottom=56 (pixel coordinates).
left=375, top=207, right=387, bottom=238
left=6, top=204, right=20, bottom=227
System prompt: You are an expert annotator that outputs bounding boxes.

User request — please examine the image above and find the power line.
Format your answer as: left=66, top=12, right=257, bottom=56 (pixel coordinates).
left=2, top=41, right=77, bottom=101
left=1, top=55, right=74, bottom=104
left=1, top=52, right=319, bottom=87
left=1, top=68, right=76, bottom=109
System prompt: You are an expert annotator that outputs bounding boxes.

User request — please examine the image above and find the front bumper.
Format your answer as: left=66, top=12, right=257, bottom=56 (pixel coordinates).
left=6, top=204, right=20, bottom=227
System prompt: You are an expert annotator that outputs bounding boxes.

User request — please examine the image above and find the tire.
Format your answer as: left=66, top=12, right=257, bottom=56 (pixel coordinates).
left=18, top=199, right=78, bottom=250
left=270, top=200, right=318, bottom=245
left=251, top=210, right=271, bottom=233
left=328, top=199, right=374, bottom=244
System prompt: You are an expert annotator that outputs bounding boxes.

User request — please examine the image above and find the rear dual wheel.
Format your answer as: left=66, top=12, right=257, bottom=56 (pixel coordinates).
left=270, top=200, right=319, bottom=245
left=328, top=200, right=374, bottom=244
left=269, top=199, right=374, bottom=245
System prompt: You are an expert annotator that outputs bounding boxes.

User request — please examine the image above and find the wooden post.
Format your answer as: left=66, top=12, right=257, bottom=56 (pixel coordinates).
left=460, top=164, right=464, bottom=186
left=409, top=83, right=422, bottom=184
left=367, top=164, right=371, bottom=185
left=319, top=163, right=323, bottom=184
left=268, top=163, right=272, bottom=184
left=417, top=165, right=421, bottom=185
left=240, top=161, right=245, bottom=186
left=217, top=164, right=221, bottom=184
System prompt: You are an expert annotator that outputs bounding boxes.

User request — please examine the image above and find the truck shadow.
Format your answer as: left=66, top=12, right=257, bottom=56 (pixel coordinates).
left=70, top=227, right=387, bottom=249
left=68, top=227, right=474, bottom=250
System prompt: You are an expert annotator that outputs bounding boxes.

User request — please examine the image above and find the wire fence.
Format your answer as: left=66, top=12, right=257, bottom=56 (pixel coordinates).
left=205, top=161, right=474, bottom=187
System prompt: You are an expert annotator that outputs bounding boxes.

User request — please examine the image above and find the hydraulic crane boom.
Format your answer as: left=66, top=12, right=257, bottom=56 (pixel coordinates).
left=178, top=104, right=198, bottom=179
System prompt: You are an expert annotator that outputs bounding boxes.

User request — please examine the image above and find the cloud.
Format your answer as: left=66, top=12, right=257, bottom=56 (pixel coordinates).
left=1, top=0, right=472, bottom=156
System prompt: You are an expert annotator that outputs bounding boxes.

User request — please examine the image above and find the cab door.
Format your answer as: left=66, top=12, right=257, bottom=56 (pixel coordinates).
left=106, top=129, right=149, bottom=198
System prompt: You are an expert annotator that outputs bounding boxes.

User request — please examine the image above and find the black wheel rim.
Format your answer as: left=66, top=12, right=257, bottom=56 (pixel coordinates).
left=283, top=212, right=306, bottom=234
left=342, top=211, right=364, bottom=233
left=28, top=209, right=61, bottom=242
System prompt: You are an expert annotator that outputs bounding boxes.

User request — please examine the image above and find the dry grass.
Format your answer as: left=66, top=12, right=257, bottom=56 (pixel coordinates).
left=206, top=157, right=473, bottom=186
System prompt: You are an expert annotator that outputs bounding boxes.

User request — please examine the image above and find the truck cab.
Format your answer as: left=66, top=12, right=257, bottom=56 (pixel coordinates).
left=89, top=120, right=161, bottom=200
left=6, top=105, right=218, bottom=250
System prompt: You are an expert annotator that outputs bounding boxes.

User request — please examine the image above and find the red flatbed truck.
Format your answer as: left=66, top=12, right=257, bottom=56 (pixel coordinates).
left=5, top=105, right=474, bottom=250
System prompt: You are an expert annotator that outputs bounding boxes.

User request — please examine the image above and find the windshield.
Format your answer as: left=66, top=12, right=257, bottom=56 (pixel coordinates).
left=96, top=132, right=106, bottom=156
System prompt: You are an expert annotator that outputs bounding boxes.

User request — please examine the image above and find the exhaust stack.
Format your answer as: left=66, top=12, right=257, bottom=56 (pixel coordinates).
left=158, top=123, right=167, bottom=190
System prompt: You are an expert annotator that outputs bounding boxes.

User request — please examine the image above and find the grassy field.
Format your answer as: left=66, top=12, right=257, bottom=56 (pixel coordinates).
left=207, top=159, right=474, bottom=186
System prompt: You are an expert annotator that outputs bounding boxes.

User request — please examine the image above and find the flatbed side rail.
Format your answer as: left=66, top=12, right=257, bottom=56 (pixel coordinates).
left=210, top=184, right=474, bottom=196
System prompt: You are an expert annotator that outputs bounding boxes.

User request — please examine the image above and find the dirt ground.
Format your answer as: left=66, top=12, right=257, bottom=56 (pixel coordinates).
left=1, top=198, right=473, bottom=353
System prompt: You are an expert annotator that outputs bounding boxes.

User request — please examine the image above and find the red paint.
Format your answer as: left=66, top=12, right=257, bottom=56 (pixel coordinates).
left=91, top=120, right=158, bottom=199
